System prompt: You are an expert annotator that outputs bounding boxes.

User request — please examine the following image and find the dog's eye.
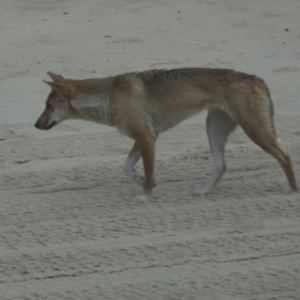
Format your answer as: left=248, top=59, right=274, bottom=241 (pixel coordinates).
left=46, top=104, right=52, bottom=109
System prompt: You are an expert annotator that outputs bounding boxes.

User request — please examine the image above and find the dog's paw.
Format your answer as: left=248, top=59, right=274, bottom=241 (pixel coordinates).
left=124, top=169, right=145, bottom=186
left=284, top=186, right=298, bottom=194
left=134, top=194, right=149, bottom=202
left=194, top=188, right=210, bottom=196
left=133, top=175, right=145, bottom=186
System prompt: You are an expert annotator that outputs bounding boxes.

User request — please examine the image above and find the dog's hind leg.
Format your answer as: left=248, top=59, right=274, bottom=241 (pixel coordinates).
left=238, top=118, right=297, bottom=192
left=123, top=142, right=145, bottom=186
left=195, top=109, right=237, bottom=196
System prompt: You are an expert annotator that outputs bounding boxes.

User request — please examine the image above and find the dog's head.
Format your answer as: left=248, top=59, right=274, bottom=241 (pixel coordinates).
left=35, top=72, right=74, bottom=130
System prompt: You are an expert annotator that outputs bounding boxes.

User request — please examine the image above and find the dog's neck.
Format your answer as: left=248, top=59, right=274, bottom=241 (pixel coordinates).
left=71, top=92, right=112, bottom=125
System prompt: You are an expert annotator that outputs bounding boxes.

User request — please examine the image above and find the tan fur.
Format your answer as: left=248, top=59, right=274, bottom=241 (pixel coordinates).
left=35, top=68, right=297, bottom=201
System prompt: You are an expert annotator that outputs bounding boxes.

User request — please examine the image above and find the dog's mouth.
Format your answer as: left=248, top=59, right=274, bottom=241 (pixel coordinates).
left=35, top=120, right=58, bottom=130
left=46, top=121, right=57, bottom=130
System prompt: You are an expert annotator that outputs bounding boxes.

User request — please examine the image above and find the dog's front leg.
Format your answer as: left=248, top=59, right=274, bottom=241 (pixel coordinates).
left=123, top=142, right=144, bottom=186
left=134, top=136, right=156, bottom=202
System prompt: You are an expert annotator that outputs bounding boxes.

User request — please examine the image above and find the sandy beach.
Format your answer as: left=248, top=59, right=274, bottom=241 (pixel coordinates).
left=0, top=0, right=300, bottom=299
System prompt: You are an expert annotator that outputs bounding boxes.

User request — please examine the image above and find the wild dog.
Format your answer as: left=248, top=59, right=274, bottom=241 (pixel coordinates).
left=35, top=68, right=297, bottom=201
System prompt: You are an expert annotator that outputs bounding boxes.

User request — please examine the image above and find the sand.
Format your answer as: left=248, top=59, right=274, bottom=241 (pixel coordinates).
left=0, top=0, right=300, bottom=299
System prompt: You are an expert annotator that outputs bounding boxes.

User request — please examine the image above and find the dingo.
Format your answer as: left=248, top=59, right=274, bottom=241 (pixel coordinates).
left=35, top=68, right=297, bottom=201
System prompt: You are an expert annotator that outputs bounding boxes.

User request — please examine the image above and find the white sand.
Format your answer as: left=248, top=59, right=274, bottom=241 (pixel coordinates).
left=0, top=0, right=299, bottom=299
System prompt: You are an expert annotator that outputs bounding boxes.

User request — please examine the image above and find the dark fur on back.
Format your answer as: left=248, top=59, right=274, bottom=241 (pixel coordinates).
left=133, top=68, right=255, bottom=96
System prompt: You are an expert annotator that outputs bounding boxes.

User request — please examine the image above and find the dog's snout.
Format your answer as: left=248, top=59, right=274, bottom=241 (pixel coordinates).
left=35, top=120, right=48, bottom=130
left=35, top=120, right=42, bottom=129
left=34, top=119, right=57, bottom=130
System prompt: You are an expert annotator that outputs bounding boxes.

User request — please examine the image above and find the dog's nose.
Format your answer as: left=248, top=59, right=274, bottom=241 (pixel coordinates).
left=34, top=120, right=41, bottom=129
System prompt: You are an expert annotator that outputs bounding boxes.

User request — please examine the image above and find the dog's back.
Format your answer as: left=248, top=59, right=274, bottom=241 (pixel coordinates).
left=116, top=68, right=273, bottom=135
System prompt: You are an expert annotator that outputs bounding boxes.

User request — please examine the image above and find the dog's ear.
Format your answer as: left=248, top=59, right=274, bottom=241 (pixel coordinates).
left=43, top=80, right=62, bottom=91
left=47, top=71, right=64, bottom=82
left=43, top=80, right=73, bottom=99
